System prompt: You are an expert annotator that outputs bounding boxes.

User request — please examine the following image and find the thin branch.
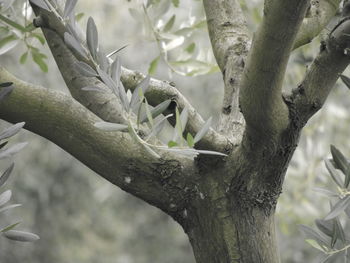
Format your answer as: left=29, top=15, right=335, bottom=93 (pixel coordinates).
left=289, top=20, right=350, bottom=125
left=203, top=0, right=250, bottom=142
left=30, top=2, right=229, bottom=153
left=293, top=0, right=341, bottom=50
left=239, top=0, right=310, bottom=140
left=0, top=67, right=197, bottom=215
left=120, top=68, right=230, bottom=152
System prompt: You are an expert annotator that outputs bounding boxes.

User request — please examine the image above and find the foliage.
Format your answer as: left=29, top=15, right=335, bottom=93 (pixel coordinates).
left=0, top=82, right=39, bottom=242
left=300, top=144, right=350, bottom=262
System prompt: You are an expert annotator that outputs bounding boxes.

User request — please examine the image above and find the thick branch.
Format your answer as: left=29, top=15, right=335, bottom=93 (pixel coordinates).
left=293, top=0, right=341, bottom=50
left=0, top=67, right=197, bottom=215
left=289, top=20, right=350, bottom=125
left=31, top=2, right=228, bottom=152
left=203, top=0, right=250, bottom=143
left=239, top=0, right=310, bottom=140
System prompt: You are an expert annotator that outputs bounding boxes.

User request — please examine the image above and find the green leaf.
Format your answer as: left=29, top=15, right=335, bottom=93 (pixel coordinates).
left=148, top=56, right=160, bottom=75
left=63, top=0, right=78, bottom=18
left=163, top=15, right=175, bottom=32
left=81, top=86, right=103, bottom=92
left=185, top=43, right=196, bottom=53
left=0, top=222, right=20, bottom=233
left=330, top=145, right=350, bottom=188
left=324, top=195, right=350, bottom=220
left=97, top=50, right=108, bottom=71
left=333, top=217, right=346, bottom=245
left=94, top=122, right=128, bottom=132
left=29, top=0, right=50, bottom=11
left=194, top=117, right=212, bottom=143
left=0, top=14, right=26, bottom=32
left=145, top=114, right=172, bottom=140
left=195, top=150, right=227, bottom=157
left=305, top=239, right=326, bottom=252
left=0, top=163, right=14, bottom=187
left=32, top=51, right=48, bottom=72
left=74, top=61, right=97, bottom=77
left=31, top=32, right=45, bottom=45
left=324, top=159, right=344, bottom=187
left=168, top=141, right=178, bottom=148
left=0, top=190, right=11, bottom=206
left=180, top=107, right=188, bottom=132
left=20, top=52, right=28, bottom=64
left=186, top=133, right=194, bottom=147
left=172, top=0, right=179, bottom=7
left=86, top=17, right=98, bottom=59
left=4, top=230, right=40, bottom=242
left=0, top=122, right=25, bottom=141
left=0, top=34, right=19, bottom=55
left=75, top=12, right=85, bottom=21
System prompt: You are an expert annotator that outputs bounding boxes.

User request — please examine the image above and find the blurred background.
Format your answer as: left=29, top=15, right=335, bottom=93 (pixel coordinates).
left=0, top=0, right=350, bottom=262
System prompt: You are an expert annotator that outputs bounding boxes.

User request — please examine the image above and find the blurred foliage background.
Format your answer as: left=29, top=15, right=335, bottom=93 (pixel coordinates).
left=1, top=0, right=350, bottom=262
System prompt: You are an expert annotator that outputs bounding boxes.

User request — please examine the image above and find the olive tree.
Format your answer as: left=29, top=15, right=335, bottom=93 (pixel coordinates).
left=0, top=0, right=349, bottom=262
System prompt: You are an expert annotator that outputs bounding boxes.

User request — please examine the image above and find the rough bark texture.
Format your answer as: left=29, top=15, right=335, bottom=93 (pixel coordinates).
left=1, top=0, right=350, bottom=262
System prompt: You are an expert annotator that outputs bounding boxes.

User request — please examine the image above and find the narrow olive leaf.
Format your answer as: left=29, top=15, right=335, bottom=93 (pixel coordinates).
left=315, top=219, right=333, bottom=238
left=106, top=45, right=128, bottom=58
left=74, top=61, right=97, bottom=77
left=20, top=52, right=28, bottom=64
left=111, top=56, right=121, bottom=84
left=144, top=99, right=154, bottom=127
left=0, top=163, right=14, bottom=187
left=148, top=56, right=160, bottom=75
left=185, top=43, right=196, bottom=53
left=194, top=117, right=212, bottom=143
left=29, top=0, right=50, bottom=11
left=0, top=122, right=25, bottom=141
left=313, top=187, right=338, bottom=197
left=32, top=52, right=48, bottom=72
left=129, top=75, right=150, bottom=109
left=86, top=17, right=98, bottom=59
left=168, top=141, right=178, bottom=148
left=63, top=0, right=78, bottom=18
left=4, top=230, right=40, bottom=242
left=0, top=222, right=21, bottom=233
left=305, top=239, right=325, bottom=252
left=97, top=51, right=109, bottom=71
left=325, top=159, right=344, bottom=187
left=145, top=114, right=173, bottom=141
left=340, top=75, right=350, bottom=89
left=186, top=133, right=194, bottom=148
left=331, top=221, right=337, bottom=248
left=64, top=32, right=87, bottom=58
left=180, top=107, right=188, bottom=132
left=0, top=190, right=11, bottom=206
left=0, top=142, right=27, bottom=160
left=94, top=122, right=128, bottom=132
left=0, top=142, right=8, bottom=150
left=0, top=14, right=26, bottom=32
left=97, top=67, right=118, bottom=94
left=324, top=195, right=350, bottom=220
left=334, top=217, right=346, bottom=244
left=0, top=85, right=14, bottom=100
left=118, top=82, right=129, bottom=111
left=0, top=204, right=21, bottom=213
left=172, top=107, right=182, bottom=142
left=195, top=150, right=227, bottom=157
left=127, top=122, right=160, bottom=158
left=140, top=99, right=171, bottom=123
left=81, top=86, right=103, bottom=92
left=330, top=145, right=350, bottom=188
left=298, top=224, right=330, bottom=248
left=163, top=15, right=176, bottom=32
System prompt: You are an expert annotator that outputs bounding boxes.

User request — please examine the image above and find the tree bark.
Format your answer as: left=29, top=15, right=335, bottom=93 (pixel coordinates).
left=2, top=1, right=350, bottom=262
